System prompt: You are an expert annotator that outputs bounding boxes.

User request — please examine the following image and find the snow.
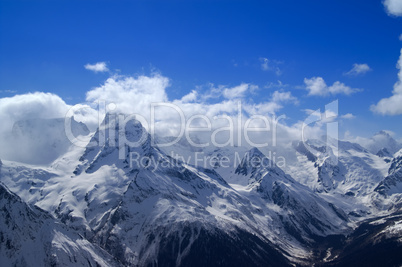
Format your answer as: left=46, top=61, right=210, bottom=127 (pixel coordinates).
left=1, top=114, right=402, bottom=265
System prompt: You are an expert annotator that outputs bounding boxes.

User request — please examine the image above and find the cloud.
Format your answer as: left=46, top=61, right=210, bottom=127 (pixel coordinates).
left=264, top=80, right=289, bottom=89
left=222, top=83, right=252, bottom=99
left=0, top=90, right=17, bottom=94
left=371, top=48, right=402, bottom=115
left=383, top=0, right=402, bottom=16
left=304, top=77, right=360, bottom=96
left=184, top=83, right=258, bottom=102
left=0, top=92, right=71, bottom=163
left=0, top=92, right=69, bottom=129
left=272, top=91, right=299, bottom=105
left=84, top=62, right=109, bottom=73
left=83, top=71, right=303, bottom=144
left=86, top=74, right=169, bottom=115
left=304, top=77, right=326, bottom=96
left=340, top=113, right=356, bottom=119
left=303, top=108, right=338, bottom=125
left=180, top=90, right=198, bottom=103
left=260, top=57, right=282, bottom=76
left=0, top=71, right=319, bottom=166
left=345, top=63, right=372, bottom=76
left=399, top=34, right=402, bottom=41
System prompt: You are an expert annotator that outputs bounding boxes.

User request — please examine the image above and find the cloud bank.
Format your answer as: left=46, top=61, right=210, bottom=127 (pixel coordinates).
left=0, top=92, right=69, bottom=132
left=0, top=92, right=98, bottom=164
left=371, top=49, right=402, bottom=115
left=0, top=73, right=326, bottom=165
left=84, top=74, right=301, bottom=142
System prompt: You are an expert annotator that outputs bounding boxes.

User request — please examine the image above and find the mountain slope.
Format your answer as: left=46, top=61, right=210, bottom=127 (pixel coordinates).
left=2, top=113, right=402, bottom=266
left=231, top=148, right=350, bottom=243
left=1, top=114, right=295, bottom=265
left=375, top=149, right=402, bottom=197
left=356, top=131, right=402, bottom=156
left=0, top=183, right=120, bottom=267
left=320, top=212, right=402, bottom=266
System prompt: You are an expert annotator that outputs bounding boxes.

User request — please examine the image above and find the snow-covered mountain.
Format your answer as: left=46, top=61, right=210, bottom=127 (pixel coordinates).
left=230, top=147, right=350, bottom=242
left=0, top=182, right=119, bottom=266
left=375, top=149, right=402, bottom=197
left=315, top=211, right=402, bottom=266
left=356, top=130, right=402, bottom=156
left=291, top=138, right=388, bottom=195
left=1, top=114, right=402, bottom=266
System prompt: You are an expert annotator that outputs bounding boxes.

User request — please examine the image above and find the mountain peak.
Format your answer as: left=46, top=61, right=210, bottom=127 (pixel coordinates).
left=249, top=147, right=265, bottom=157
left=75, top=113, right=155, bottom=174
left=233, top=147, right=280, bottom=186
left=235, top=147, right=272, bottom=174
left=355, top=130, right=402, bottom=155
left=375, top=130, right=393, bottom=138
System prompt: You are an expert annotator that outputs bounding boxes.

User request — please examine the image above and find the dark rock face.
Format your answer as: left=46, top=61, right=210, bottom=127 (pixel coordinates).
left=145, top=224, right=291, bottom=267
left=376, top=147, right=392, bottom=158
left=315, top=212, right=402, bottom=266
left=0, top=184, right=120, bottom=267
left=375, top=153, right=402, bottom=196
left=293, top=141, right=317, bottom=162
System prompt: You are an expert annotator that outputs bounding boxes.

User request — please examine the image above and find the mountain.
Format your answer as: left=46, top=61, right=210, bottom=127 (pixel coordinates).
left=317, top=212, right=402, bottom=266
left=375, top=149, right=402, bottom=197
left=231, top=147, right=350, bottom=243
left=68, top=115, right=310, bottom=264
left=357, top=131, right=402, bottom=156
left=0, top=182, right=119, bottom=266
left=376, top=147, right=393, bottom=158
left=291, top=138, right=388, bottom=197
left=0, top=114, right=294, bottom=265
left=2, top=114, right=402, bottom=266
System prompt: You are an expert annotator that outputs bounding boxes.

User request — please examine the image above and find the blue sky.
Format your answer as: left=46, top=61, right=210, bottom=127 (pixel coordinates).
left=1, top=0, right=402, bottom=139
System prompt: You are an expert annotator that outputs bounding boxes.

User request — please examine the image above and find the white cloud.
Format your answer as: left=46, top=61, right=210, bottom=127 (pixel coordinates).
left=180, top=90, right=198, bottom=103
left=86, top=74, right=169, bottom=115
left=260, top=57, right=282, bottom=76
left=222, top=83, right=250, bottom=99
left=371, top=48, right=402, bottom=115
left=0, top=92, right=72, bottom=163
left=265, top=80, right=288, bottom=89
left=303, top=108, right=338, bottom=125
left=304, top=77, right=327, bottom=96
left=0, top=92, right=69, bottom=129
left=0, top=90, right=17, bottom=94
left=0, top=71, right=320, bottom=165
left=272, top=91, right=298, bottom=105
left=345, top=63, right=372, bottom=76
left=399, top=34, right=402, bottom=41
left=187, top=83, right=258, bottom=102
left=340, top=113, right=356, bottom=119
left=304, top=77, right=360, bottom=96
left=241, top=91, right=298, bottom=117
left=83, top=72, right=302, bottom=141
left=329, top=81, right=358, bottom=95
left=384, top=0, right=402, bottom=16
left=84, top=62, right=109, bottom=73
